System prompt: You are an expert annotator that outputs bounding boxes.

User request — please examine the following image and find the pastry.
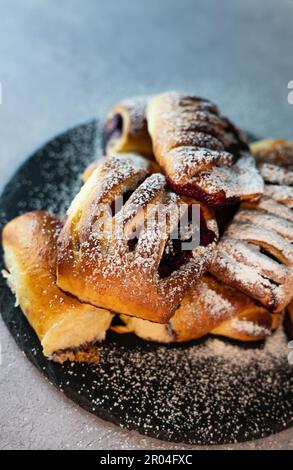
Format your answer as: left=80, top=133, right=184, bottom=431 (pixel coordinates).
left=209, top=198, right=293, bottom=312
left=82, top=152, right=159, bottom=183
left=112, top=274, right=279, bottom=342
left=146, top=92, right=264, bottom=205
left=103, top=96, right=153, bottom=156
left=2, top=211, right=113, bottom=363
left=251, top=139, right=293, bottom=208
left=251, top=139, right=293, bottom=168
left=57, top=154, right=218, bottom=323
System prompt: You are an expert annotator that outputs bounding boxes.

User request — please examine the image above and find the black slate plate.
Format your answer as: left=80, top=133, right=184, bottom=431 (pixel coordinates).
left=0, top=121, right=292, bottom=445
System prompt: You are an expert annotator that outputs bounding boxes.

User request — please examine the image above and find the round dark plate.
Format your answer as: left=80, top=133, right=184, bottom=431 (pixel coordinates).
left=0, top=121, right=292, bottom=445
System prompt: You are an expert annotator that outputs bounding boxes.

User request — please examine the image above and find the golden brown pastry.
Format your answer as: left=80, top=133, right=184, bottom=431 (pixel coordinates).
left=112, top=274, right=278, bottom=342
left=209, top=197, right=293, bottom=313
left=146, top=92, right=264, bottom=206
left=82, top=153, right=159, bottom=183
left=2, top=211, right=113, bottom=363
left=251, top=139, right=293, bottom=168
left=103, top=96, right=153, bottom=156
left=57, top=154, right=218, bottom=323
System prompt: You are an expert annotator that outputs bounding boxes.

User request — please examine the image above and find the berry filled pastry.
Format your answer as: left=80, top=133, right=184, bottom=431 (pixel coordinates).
left=251, top=139, right=293, bottom=208
left=113, top=274, right=279, bottom=343
left=57, top=154, right=218, bottom=323
left=103, top=95, right=153, bottom=157
left=2, top=211, right=113, bottom=363
left=146, top=92, right=264, bottom=205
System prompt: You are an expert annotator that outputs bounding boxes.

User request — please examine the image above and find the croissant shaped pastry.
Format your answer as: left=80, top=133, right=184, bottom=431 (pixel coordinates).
left=103, top=96, right=153, bottom=157
left=210, top=140, right=293, bottom=313
left=146, top=92, right=264, bottom=206
left=57, top=154, right=218, bottom=323
left=2, top=211, right=113, bottom=363
left=113, top=274, right=279, bottom=343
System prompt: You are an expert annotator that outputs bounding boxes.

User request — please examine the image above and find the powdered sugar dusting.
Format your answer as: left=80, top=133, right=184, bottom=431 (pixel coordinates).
left=0, top=120, right=292, bottom=446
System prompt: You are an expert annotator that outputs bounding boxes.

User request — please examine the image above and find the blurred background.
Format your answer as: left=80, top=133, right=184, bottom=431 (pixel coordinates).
left=0, top=0, right=292, bottom=450
left=1, top=0, right=293, bottom=190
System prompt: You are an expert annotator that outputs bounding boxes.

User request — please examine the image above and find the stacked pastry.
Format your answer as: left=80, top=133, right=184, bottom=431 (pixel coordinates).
left=2, top=92, right=293, bottom=363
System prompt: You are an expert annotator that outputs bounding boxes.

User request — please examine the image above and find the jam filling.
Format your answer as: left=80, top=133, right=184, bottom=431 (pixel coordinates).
left=103, top=113, right=123, bottom=147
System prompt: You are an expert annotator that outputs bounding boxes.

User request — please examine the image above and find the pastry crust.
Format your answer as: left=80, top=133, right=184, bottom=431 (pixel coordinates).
left=2, top=211, right=113, bottom=363
left=146, top=92, right=264, bottom=205
left=57, top=154, right=218, bottom=323
left=104, top=96, right=153, bottom=156
left=251, top=139, right=293, bottom=208
left=113, top=275, right=276, bottom=342
left=203, top=139, right=292, bottom=314
left=250, top=139, right=293, bottom=168
left=82, top=153, right=159, bottom=183
left=210, top=199, right=293, bottom=313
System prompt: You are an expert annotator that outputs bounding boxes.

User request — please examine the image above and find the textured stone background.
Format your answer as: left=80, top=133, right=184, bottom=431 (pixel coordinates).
left=0, top=0, right=292, bottom=450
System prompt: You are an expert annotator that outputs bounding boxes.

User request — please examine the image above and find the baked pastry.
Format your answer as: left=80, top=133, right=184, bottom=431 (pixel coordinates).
left=57, top=154, right=218, bottom=323
left=209, top=197, right=293, bottom=312
left=146, top=92, right=264, bottom=205
left=251, top=139, right=293, bottom=208
left=82, top=152, right=159, bottom=183
left=104, top=96, right=153, bottom=156
left=251, top=139, right=293, bottom=168
left=2, top=211, right=113, bottom=363
left=112, top=274, right=279, bottom=342
left=251, top=139, right=293, bottom=331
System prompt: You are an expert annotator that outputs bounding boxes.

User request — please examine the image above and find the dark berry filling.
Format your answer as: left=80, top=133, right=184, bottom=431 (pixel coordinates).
left=157, top=207, right=216, bottom=279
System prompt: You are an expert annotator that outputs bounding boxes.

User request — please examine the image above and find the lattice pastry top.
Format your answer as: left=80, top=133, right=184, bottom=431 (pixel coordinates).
left=2, top=211, right=113, bottom=363
left=57, top=154, right=218, bottom=323
left=210, top=197, right=293, bottom=312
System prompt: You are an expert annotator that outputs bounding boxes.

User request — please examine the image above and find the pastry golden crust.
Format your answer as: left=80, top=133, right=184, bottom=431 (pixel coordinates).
left=82, top=153, right=159, bottom=183
left=146, top=92, right=264, bottom=206
left=57, top=154, right=218, bottom=323
left=103, top=96, right=153, bottom=156
left=2, top=211, right=113, bottom=363
left=209, top=197, right=293, bottom=313
left=113, top=275, right=277, bottom=342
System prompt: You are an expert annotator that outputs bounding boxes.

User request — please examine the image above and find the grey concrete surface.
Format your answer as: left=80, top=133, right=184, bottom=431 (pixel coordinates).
left=0, top=0, right=292, bottom=450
